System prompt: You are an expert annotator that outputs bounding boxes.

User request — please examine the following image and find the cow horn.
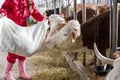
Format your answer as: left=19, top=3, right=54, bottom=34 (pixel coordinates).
left=94, top=43, right=114, bottom=65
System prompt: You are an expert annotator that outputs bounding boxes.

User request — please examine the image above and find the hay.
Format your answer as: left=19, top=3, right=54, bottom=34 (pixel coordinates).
left=28, top=49, right=106, bottom=80
left=33, top=68, right=81, bottom=80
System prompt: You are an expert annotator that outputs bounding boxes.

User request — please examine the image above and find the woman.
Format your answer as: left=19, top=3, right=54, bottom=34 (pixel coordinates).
left=0, top=0, right=45, bottom=80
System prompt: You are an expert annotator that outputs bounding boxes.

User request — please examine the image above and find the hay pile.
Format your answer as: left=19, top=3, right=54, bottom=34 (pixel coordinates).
left=28, top=49, right=81, bottom=80
left=28, top=49, right=106, bottom=80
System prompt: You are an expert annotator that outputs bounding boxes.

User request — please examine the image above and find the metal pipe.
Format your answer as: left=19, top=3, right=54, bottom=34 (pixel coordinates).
left=74, top=0, right=77, bottom=20
left=82, top=0, right=86, bottom=22
left=46, top=0, right=48, bottom=9
left=111, top=0, right=118, bottom=55
left=93, top=0, right=95, bottom=4
left=54, top=0, right=56, bottom=14
left=99, top=0, right=101, bottom=4
left=67, top=0, right=71, bottom=16
left=107, top=0, right=110, bottom=5
left=88, top=0, right=89, bottom=3
left=59, top=0, right=62, bottom=14
left=109, top=0, right=113, bottom=58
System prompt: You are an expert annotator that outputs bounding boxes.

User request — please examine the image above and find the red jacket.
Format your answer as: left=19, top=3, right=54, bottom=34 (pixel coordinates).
left=0, top=0, right=45, bottom=26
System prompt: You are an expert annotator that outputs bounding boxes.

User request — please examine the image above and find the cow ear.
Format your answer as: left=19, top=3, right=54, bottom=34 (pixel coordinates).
left=72, top=31, right=77, bottom=43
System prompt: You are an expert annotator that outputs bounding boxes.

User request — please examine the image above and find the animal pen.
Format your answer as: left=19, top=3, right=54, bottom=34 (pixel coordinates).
left=31, top=0, right=120, bottom=80
left=1, top=0, right=118, bottom=80
left=38, top=0, right=120, bottom=80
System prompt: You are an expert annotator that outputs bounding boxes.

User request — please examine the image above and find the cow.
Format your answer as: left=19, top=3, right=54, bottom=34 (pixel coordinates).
left=63, top=3, right=109, bottom=19
left=94, top=43, right=120, bottom=80
left=46, top=14, right=80, bottom=50
left=45, top=8, right=61, bottom=17
left=45, top=3, right=109, bottom=19
left=46, top=10, right=109, bottom=55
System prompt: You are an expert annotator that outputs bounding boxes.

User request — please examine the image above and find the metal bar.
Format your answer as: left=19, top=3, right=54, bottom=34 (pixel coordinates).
left=111, top=0, right=118, bottom=54
left=59, top=0, right=62, bottom=14
left=88, top=0, right=89, bottom=3
left=82, top=0, right=86, bottom=22
left=92, top=0, right=94, bottom=3
left=93, top=0, right=95, bottom=4
left=107, top=0, right=110, bottom=5
left=67, top=0, right=71, bottom=16
left=74, top=0, right=77, bottom=20
left=99, top=0, right=101, bottom=4
left=46, top=0, right=48, bottom=9
left=109, top=0, right=113, bottom=58
left=54, top=0, right=56, bottom=14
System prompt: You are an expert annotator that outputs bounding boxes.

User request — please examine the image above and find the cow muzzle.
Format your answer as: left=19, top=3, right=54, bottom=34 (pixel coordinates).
left=45, top=39, right=55, bottom=49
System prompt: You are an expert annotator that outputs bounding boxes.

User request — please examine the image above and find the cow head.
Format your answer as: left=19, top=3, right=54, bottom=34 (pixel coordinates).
left=46, top=14, right=80, bottom=49
left=94, top=43, right=120, bottom=80
left=47, top=14, right=66, bottom=37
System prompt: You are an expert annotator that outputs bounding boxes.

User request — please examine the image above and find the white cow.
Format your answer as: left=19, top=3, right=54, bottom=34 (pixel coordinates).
left=46, top=14, right=93, bottom=80
left=94, top=43, right=120, bottom=80
left=46, top=14, right=94, bottom=54
left=46, top=14, right=81, bottom=51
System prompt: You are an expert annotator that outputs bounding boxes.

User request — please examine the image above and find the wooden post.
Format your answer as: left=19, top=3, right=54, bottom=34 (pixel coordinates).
left=62, top=51, right=92, bottom=80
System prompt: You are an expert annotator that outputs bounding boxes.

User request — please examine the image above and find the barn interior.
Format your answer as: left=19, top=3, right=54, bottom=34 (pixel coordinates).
left=0, top=0, right=120, bottom=80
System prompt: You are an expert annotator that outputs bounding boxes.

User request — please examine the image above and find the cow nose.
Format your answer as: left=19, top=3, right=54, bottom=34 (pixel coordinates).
left=45, top=39, right=50, bottom=44
left=46, top=41, right=49, bottom=44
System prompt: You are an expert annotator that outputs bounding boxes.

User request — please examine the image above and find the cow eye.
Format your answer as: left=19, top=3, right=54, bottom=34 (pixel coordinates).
left=63, top=34, right=67, bottom=36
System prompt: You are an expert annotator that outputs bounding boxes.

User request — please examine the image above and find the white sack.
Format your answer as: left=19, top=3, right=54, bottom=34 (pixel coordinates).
left=0, top=16, right=48, bottom=57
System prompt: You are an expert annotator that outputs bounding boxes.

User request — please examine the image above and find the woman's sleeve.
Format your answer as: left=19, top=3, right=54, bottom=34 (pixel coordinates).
left=0, top=1, right=9, bottom=15
left=30, top=0, right=45, bottom=22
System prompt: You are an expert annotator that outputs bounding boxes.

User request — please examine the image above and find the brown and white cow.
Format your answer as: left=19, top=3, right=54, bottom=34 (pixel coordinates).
left=62, top=3, right=109, bottom=20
